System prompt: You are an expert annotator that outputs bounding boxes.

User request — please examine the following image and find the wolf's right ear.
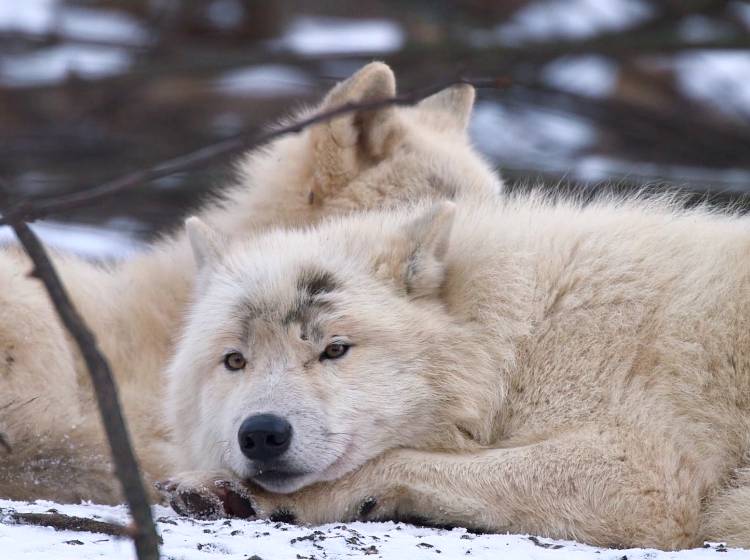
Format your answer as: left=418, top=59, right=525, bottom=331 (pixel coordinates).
left=185, top=216, right=226, bottom=270
left=376, top=201, right=456, bottom=299
left=309, top=62, right=403, bottom=200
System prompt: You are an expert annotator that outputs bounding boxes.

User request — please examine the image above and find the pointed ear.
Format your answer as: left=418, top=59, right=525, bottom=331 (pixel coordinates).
left=185, top=217, right=226, bottom=270
left=310, top=62, right=403, bottom=199
left=377, top=202, right=456, bottom=299
left=417, top=84, right=475, bottom=132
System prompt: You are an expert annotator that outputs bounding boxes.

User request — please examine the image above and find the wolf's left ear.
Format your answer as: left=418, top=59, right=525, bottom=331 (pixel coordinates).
left=378, top=201, right=456, bottom=299
left=185, top=216, right=226, bottom=270
left=417, top=84, right=475, bottom=132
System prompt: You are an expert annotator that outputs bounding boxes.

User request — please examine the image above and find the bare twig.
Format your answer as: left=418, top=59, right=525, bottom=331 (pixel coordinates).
left=7, top=510, right=132, bottom=538
left=0, top=76, right=510, bottom=225
left=7, top=221, right=160, bottom=560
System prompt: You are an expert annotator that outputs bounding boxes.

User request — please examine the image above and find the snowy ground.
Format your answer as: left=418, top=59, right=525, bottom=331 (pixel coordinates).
left=0, top=500, right=745, bottom=560
left=0, top=220, right=144, bottom=260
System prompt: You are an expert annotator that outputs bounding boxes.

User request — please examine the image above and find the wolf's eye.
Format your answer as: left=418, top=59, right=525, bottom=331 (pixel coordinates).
left=224, top=352, right=246, bottom=371
left=320, top=342, right=349, bottom=361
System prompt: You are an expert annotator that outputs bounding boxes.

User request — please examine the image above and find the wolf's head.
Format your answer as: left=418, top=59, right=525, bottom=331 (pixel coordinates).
left=207, top=62, right=502, bottom=233
left=166, top=203, right=499, bottom=493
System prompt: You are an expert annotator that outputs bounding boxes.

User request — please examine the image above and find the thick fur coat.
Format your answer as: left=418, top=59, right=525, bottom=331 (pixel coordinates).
left=0, top=63, right=500, bottom=503
left=166, top=194, right=750, bottom=550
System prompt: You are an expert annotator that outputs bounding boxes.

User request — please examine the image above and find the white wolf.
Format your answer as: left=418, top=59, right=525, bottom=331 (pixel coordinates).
left=164, top=194, right=750, bottom=550
left=0, top=62, right=501, bottom=503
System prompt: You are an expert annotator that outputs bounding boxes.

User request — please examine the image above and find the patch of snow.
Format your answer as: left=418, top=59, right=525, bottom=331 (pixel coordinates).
left=496, top=0, right=653, bottom=44
left=216, top=64, right=313, bottom=96
left=280, top=16, right=404, bottom=55
left=0, top=1, right=147, bottom=44
left=0, top=0, right=59, bottom=33
left=58, top=7, right=149, bottom=45
left=0, top=221, right=143, bottom=259
left=1, top=499, right=746, bottom=560
left=0, top=45, right=131, bottom=87
left=471, top=101, right=596, bottom=169
left=542, top=55, right=618, bottom=98
left=673, top=50, right=750, bottom=117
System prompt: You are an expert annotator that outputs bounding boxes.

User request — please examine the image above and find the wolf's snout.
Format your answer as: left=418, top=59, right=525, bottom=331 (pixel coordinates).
left=238, top=414, right=292, bottom=460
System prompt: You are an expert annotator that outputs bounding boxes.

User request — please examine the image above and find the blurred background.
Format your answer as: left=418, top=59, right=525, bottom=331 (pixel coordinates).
left=1, top=0, right=749, bottom=257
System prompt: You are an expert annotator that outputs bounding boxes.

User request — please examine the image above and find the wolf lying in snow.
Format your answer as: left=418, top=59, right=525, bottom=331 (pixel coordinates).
left=0, top=63, right=500, bottom=503
left=162, top=194, right=750, bottom=550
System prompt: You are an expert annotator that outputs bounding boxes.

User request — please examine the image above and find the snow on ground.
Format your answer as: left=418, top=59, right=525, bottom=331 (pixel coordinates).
left=278, top=16, right=404, bottom=55
left=215, top=64, right=314, bottom=97
left=0, top=0, right=144, bottom=86
left=0, top=44, right=132, bottom=87
left=55, top=6, right=149, bottom=45
left=673, top=50, right=750, bottom=118
left=0, top=0, right=147, bottom=43
left=0, top=499, right=745, bottom=560
left=493, top=0, right=653, bottom=44
left=0, top=0, right=59, bottom=34
left=470, top=101, right=597, bottom=170
left=542, top=55, right=618, bottom=98
left=0, top=221, right=143, bottom=260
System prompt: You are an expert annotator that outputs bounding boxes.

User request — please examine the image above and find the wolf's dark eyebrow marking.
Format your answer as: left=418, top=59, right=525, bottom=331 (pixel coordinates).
left=283, top=269, right=339, bottom=327
left=296, top=269, right=339, bottom=297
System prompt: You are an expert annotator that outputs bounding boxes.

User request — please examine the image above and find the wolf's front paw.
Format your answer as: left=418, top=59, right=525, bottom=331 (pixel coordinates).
left=155, top=477, right=256, bottom=520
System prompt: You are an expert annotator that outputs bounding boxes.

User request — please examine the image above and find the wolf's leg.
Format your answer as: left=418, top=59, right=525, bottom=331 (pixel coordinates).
left=239, top=429, right=703, bottom=549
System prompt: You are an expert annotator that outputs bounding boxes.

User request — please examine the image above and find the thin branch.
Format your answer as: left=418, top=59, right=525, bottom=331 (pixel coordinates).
left=7, top=221, right=160, bottom=560
left=0, top=76, right=510, bottom=225
left=7, top=510, right=133, bottom=538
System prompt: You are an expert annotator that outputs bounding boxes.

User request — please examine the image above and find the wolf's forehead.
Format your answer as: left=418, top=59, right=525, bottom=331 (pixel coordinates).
left=231, top=267, right=340, bottom=331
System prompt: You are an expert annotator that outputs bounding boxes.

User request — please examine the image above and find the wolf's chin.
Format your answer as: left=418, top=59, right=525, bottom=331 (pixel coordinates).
left=249, top=470, right=317, bottom=494
left=247, top=457, right=364, bottom=494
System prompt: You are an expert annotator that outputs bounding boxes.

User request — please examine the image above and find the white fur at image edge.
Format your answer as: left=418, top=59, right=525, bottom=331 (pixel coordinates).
left=0, top=500, right=745, bottom=559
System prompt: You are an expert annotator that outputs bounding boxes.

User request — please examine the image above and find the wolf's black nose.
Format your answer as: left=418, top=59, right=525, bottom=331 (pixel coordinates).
left=238, top=414, right=292, bottom=460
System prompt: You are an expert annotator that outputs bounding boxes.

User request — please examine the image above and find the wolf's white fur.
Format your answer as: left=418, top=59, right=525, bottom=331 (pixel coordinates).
left=168, top=193, right=750, bottom=550
left=0, top=63, right=500, bottom=503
